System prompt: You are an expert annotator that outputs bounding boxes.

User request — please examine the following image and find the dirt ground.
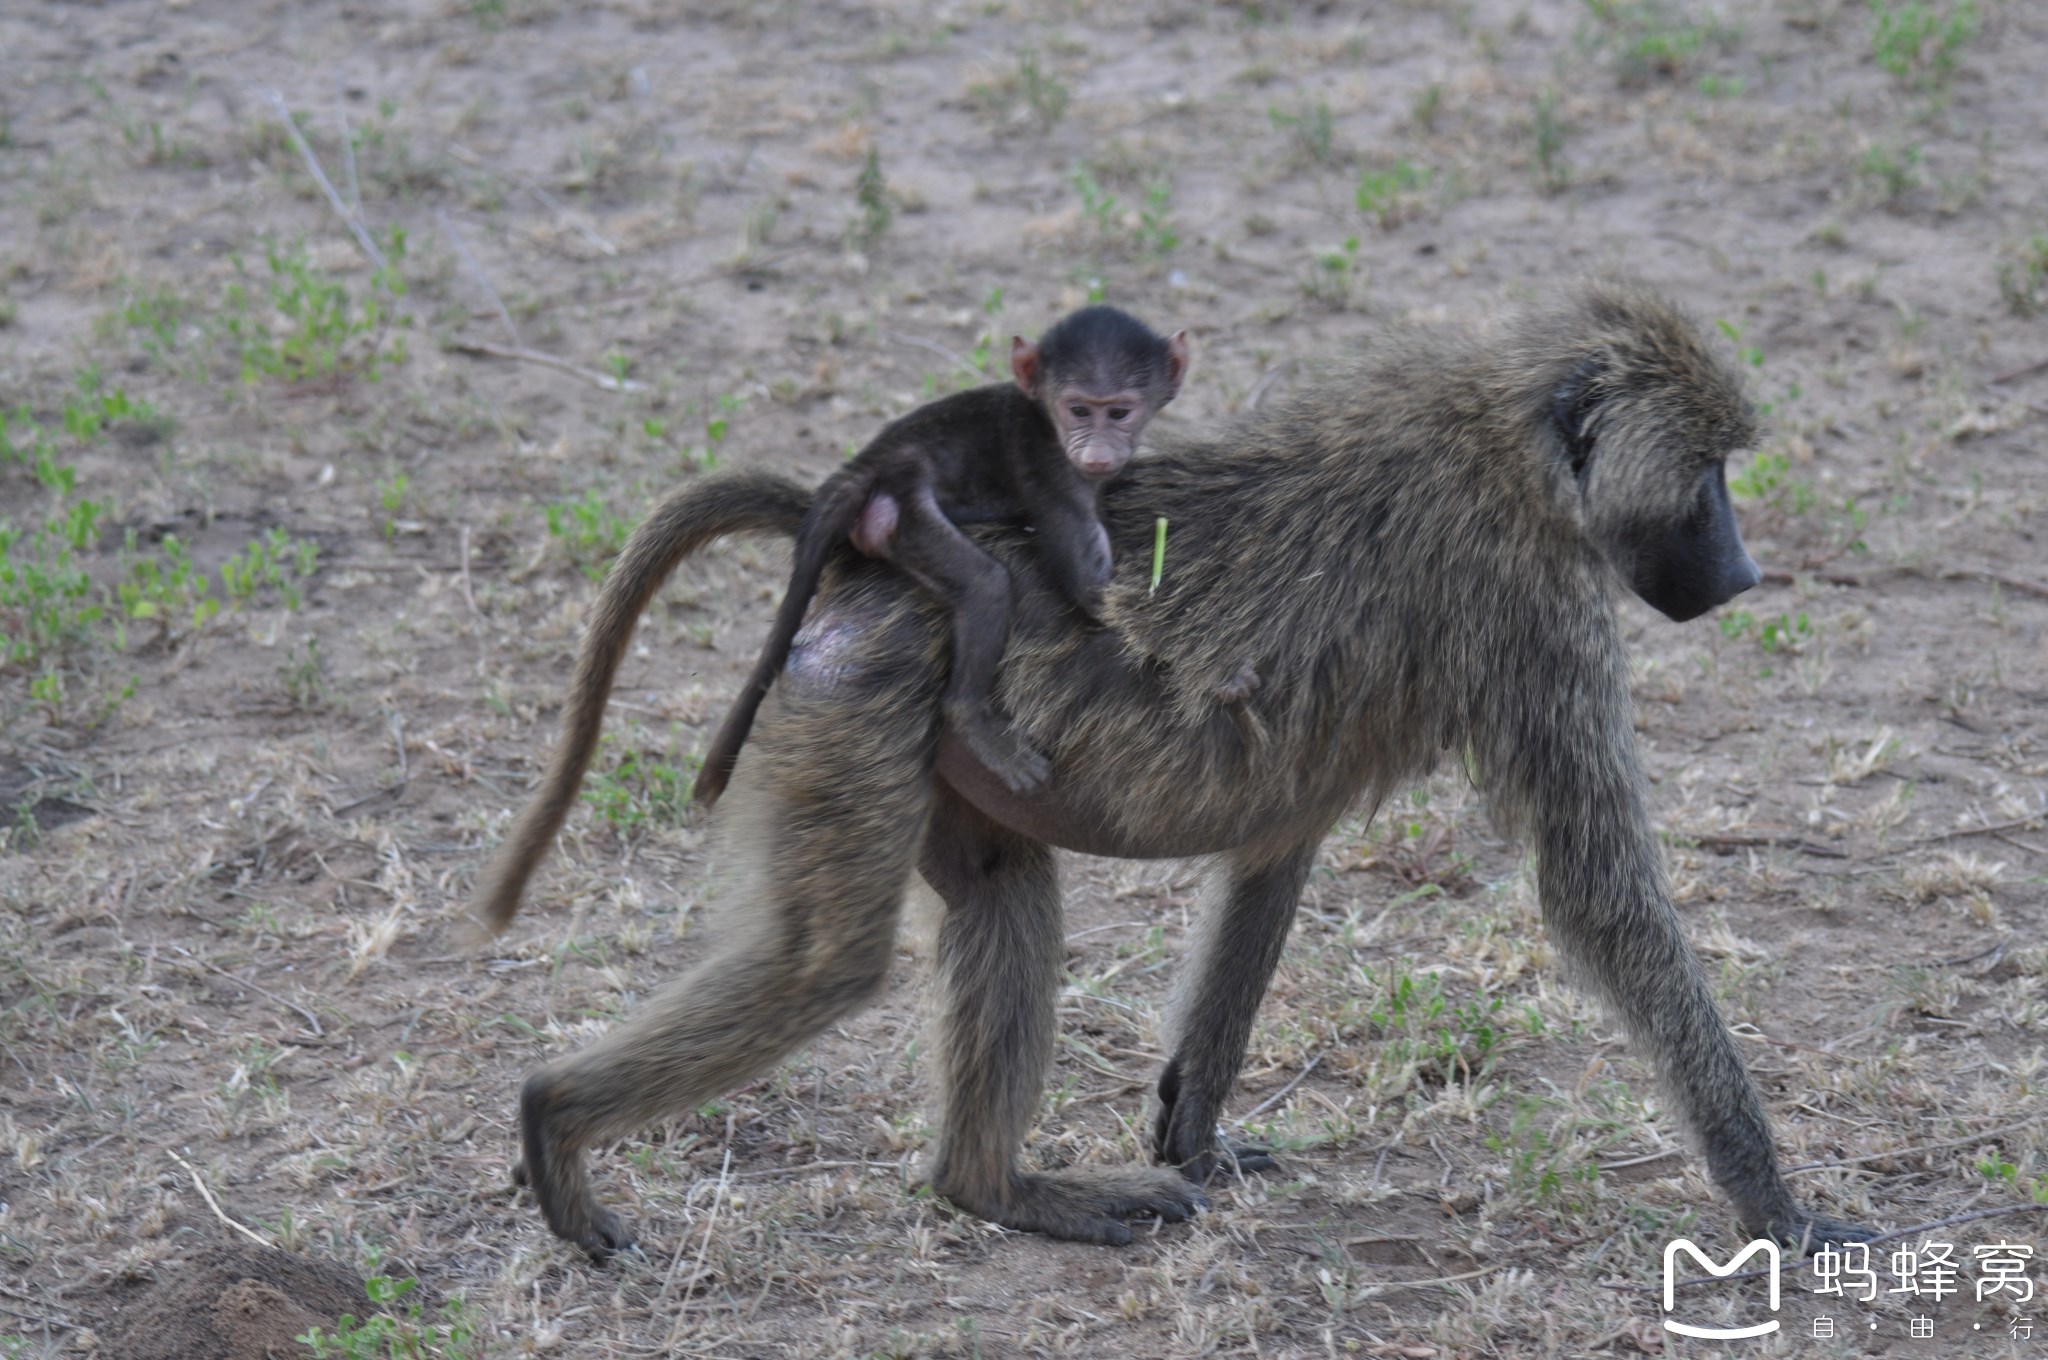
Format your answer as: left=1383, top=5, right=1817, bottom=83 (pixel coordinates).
left=3, top=0, right=2047, bottom=1356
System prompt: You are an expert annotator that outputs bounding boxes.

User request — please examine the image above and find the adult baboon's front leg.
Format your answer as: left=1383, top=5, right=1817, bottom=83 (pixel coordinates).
left=1152, top=845, right=1317, bottom=1181
left=517, top=662, right=938, bottom=1259
left=1525, top=720, right=1873, bottom=1249
left=921, top=787, right=1204, bottom=1245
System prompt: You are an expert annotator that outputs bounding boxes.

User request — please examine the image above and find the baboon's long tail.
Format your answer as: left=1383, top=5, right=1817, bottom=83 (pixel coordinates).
left=469, top=470, right=810, bottom=936
left=690, top=472, right=872, bottom=808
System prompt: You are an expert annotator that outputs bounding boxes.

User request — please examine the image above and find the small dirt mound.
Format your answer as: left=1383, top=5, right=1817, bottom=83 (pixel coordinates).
left=93, top=1244, right=368, bottom=1360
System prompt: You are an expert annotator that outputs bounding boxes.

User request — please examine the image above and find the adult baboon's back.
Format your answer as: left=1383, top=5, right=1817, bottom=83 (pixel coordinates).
left=488, top=280, right=1869, bottom=1257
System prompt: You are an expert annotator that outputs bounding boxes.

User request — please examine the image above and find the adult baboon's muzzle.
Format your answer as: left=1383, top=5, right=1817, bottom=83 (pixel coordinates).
left=1629, top=464, right=1761, bottom=623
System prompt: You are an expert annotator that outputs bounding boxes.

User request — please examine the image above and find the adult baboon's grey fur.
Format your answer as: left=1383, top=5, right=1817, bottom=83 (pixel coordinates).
left=478, top=280, right=1870, bottom=1257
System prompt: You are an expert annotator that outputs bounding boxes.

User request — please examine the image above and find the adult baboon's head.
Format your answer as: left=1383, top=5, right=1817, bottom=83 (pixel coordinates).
left=1539, top=283, right=1764, bottom=623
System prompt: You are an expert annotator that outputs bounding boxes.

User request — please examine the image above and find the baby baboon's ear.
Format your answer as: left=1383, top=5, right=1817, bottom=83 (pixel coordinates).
left=1550, top=355, right=1605, bottom=483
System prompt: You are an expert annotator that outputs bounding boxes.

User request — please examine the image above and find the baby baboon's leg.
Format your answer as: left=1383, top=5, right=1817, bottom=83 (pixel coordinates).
left=921, top=787, right=1204, bottom=1245
left=518, top=665, right=938, bottom=1259
left=1152, top=845, right=1317, bottom=1180
left=891, top=489, right=1049, bottom=793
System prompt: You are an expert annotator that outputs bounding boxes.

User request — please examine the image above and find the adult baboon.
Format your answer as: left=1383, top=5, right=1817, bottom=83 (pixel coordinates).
left=487, top=280, right=1870, bottom=1257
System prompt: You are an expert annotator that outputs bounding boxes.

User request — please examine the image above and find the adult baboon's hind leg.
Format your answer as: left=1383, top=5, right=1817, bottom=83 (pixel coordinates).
left=921, top=787, right=1205, bottom=1245
left=1152, top=845, right=1317, bottom=1181
left=516, top=667, right=938, bottom=1259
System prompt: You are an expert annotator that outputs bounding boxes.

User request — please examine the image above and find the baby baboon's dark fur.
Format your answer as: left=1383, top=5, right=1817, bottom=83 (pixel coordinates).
left=692, top=305, right=1189, bottom=807
left=491, top=280, right=1871, bottom=1259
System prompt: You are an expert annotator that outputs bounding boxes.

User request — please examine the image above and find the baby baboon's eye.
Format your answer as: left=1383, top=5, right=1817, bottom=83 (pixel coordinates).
left=1069, top=404, right=1091, bottom=420
left=1109, top=407, right=1131, bottom=421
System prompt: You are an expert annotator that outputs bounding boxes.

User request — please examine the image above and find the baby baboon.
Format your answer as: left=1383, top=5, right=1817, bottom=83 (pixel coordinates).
left=489, top=280, right=1872, bottom=1259
left=691, top=305, right=1190, bottom=807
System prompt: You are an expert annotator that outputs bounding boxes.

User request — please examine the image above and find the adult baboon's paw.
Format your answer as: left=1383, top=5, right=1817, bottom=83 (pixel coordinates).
left=565, top=1203, right=638, bottom=1261
left=1161, top=1133, right=1279, bottom=1183
left=1757, top=1207, right=1879, bottom=1255
left=511, top=1161, right=637, bottom=1259
left=1005, top=1169, right=1206, bottom=1247
left=942, top=1168, right=1206, bottom=1247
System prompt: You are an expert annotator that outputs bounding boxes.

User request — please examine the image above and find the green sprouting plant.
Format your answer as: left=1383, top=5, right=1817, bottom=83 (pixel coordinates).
left=687, top=392, right=746, bottom=468
left=1485, top=1100, right=1600, bottom=1207
left=1721, top=609, right=1812, bottom=657
left=377, top=471, right=409, bottom=539
left=1017, top=50, right=1069, bottom=130
left=1301, top=235, right=1365, bottom=309
left=119, top=282, right=194, bottom=364
left=1997, top=236, right=2048, bottom=317
left=61, top=365, right=158, bottom=441
left=1868, top=0, right=1978, bottom=89
left=1072, top=165, right=1122, bottom=244
left=1728, top=449, right=1816, bottom=515
left=1859, top=140, right=1923, bottom=206
left=544, top=489, right=631, bottom=580
left=1713, top=318, right=1764, bottom=371
left=1582, top=2, right=1741, bottom=86
left=1269, top=99, right=1335, bottom=165
left=1532, top=89, right=1569, bottom=192
left=1366, top=969, right=1506, bottom=1086
left=968, top=51, right=1068, bottom=130
left=115, top=531, right=220, bottom=640
left=0, top=520, right=103, bottom=668
left=1411, top=82, right=1443, bottom=132
left=1355, top=159, right=1430, bottom=229
left=0, top=407, right=61, bottom=491
left=222, top=232, right=408, bottom=384
left=849, top=147, right=892, bottom=255
left=219, top=528, right=318, bottom=609
left=280, top=635, right=329, bottom=710
left=963, top=285, right=1007, bottom=379
left=582, top=739, right=690, bottom=832
left=1138, top=180, right=1179, bottom=257
left=297, top=1274, right=479, bottom=1360
left=1757, top=611, right=1813, bottom=654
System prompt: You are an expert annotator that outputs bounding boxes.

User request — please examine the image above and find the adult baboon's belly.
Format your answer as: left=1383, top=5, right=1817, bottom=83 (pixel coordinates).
left=794, top=584, right=1309, bottom=859
left=934, top=732, right=1240, bottom=859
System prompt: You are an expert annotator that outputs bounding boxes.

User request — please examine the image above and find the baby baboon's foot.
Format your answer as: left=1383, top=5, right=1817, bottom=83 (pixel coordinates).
left=991, top=1168, right=1207, bottom=1247
left=952, top=708, right=1052, bottom=793
left=1213, top=662, right=1262, bottom=704
left=519, top=1077, right=636, bottom=1261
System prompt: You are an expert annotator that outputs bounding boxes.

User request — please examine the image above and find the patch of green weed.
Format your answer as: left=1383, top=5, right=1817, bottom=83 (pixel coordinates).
left=1869, top=0, right=1977, bottom=90
left=582, top=737, right=691, bottom=832
left=221, top=234, right=409, bottom=384
left=544, top=490, right=631, bottom=580
left=1997, top=236, right=2048, bottom=316
left=298, top=1274, right=479, bottom=1360
left=1355, top=159, right=1430, bottom=229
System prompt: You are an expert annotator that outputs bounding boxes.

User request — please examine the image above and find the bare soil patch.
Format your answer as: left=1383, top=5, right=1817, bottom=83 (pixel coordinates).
left=85, top=1244, right=368, bottom=1360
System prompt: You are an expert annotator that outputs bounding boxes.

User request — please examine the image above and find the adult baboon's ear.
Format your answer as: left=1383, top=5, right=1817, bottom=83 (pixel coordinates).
left=1550, top=355, right=1604, bottom=483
